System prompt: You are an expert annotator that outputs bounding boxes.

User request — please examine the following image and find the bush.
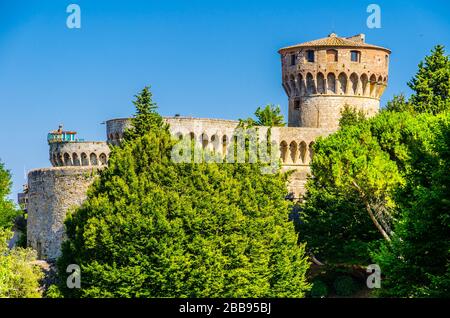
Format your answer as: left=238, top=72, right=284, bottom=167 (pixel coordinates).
left=310, top=280, right=328, bottom=298
left=333, top=275, right=359, bottom=297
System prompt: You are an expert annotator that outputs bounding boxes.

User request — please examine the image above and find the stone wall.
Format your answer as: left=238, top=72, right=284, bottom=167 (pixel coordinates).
left=49, top=141, right=110, bottom=167
left=106, top=117, right=336, bottom=198
left=27, top=167, right=99, bottom=260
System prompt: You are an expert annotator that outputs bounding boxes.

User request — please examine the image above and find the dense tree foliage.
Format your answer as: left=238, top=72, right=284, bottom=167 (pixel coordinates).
left=0, top=160, right=43, bottom=298
left=0, top=161, right=20, bottom=229
left=54, top=88, right=310, bottom=298
left=408, top=45, right=450, bottom=114
left=339, top=104, right=367, bottom=128
left=240, top=104, right=285, bottom=127
left=299, top=106, right=450, bottom=296
left=383, top=94, right=414, bottom=113
left=373, top=113, right=450, bottom=297
left=0, top=229, right=43, bottom=298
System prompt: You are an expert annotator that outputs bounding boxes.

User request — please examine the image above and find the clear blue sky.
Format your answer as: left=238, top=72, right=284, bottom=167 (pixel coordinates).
left=0, top=0, right=449, bottom=200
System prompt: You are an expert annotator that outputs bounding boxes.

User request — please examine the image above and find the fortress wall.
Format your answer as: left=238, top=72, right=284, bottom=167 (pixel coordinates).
left=106, top=117, right=337, bottom=197
left=297, top=95, right=379, bottom=129
left=27, top=167, right=99, bottom=260
left=49, top=141, right=110, bottom=167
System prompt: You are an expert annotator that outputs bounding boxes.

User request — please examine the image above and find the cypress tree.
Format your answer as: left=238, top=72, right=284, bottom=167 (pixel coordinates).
left=55, top=87, right=311, bottom=298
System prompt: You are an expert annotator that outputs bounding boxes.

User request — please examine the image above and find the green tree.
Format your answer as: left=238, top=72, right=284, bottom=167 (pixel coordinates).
left=0, top=161, right=20, bottom=229
left=408, top=45, right=450, bottom=114
left=123, top=86, right=167, bottom=141
left=55, top=88, right=310, bottom=298
left=339, top=104, right=366, bottom=128
left=373, top=113, right=450, bottom=297
left=0, top=161, right=43, bottom=298
left=297, top=111, right=429, bottom=264
left=241, top=104, right=285, bottom=127
left=383, top=94, right=414, bottom=113
left=0, top=228, right=43, bottom=298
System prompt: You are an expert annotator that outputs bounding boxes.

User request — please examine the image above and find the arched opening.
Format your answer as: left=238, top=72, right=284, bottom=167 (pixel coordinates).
left=114, top=133, right=120, bottom=141
left=350, top=73, right=359, bottom=95
left=175, top=132, right=183, bottom=141
left=57, top=154, right=64, bottom=166
left=81, top=153, right=89, bottom=166
left=90, top=153, right=98, bottom=166
left=369, top=74, right=377, bottom=97
left=99, top=153, right=107, bottom=166
left=297, top=74, right=305, bottom=96
left=280, top=141, right=288, bottom=163
left=201, top=133, right=209, bottom=149
left=289, top=141, right=297, bottom=164
left=338, top=73, right=347, bottom=95
left=222, top=135, right=228, bottom=157
left=299, top=141, right=307, bottom=164
left=327, top=73, right=336, bottom=94
left=72, top=153, right=80, bottom=166
left=290, top=74, right=297, bottom=96
left=326, top=49, right=338, bottom=62
left=306, top=73, right=316, bottom=94
left=360, top=74, right=369, bottom=96
left=211, top=134, right=219, bottom=152
left=308, top=142, right=315, bottom=162
left=317, top=72, right=325, bottom=94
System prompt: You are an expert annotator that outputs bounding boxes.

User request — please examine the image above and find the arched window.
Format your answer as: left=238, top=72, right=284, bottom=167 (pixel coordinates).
left=289, top=141, right=297, bottom=164
left=350, top=73, right=359, bottom=95
left=338, top=73, right=347, bottom=94
left=90, top=153, right=98, bottom=166
left=297, top=74, right=305, bottom=96
left=211, top=134, right=219, bottom=152
left=327, top=73, right=336, bottom=94
left=326, top=49, right=338, bottom=62
left=290, top=74, right=297, bottom=96
left=175, top=132, right=183, bottom=140
left=222, top=135, right=228, bottom=157
left=317, top=73, right=325, bottom=94
left=308, top=142, right=315, bottom=162
left=99, top=153, right=107, bottom=166
left=201, top=133, right=208, bottom=149
left=306, top=73, right=316, bottom=94
left=360, top=74, right=369, bottom=96
left=280, top=141, right=288, bottom=163
left=72, top=153, right=80, bottom=166
left=57, top=154, right=64, bottom=166
left=81, top=153, right=89, bottom=166
left=369, top=74, right=377, bottom=96
left=299, top=141, right=307, bottom=164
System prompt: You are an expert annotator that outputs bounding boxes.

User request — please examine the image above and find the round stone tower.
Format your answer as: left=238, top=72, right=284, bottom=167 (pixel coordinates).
left=279, top=33, right=391, bottom=128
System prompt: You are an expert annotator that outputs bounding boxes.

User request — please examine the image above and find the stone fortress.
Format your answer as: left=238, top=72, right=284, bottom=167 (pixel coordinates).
left=23, top=33, right=390, bottom=260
